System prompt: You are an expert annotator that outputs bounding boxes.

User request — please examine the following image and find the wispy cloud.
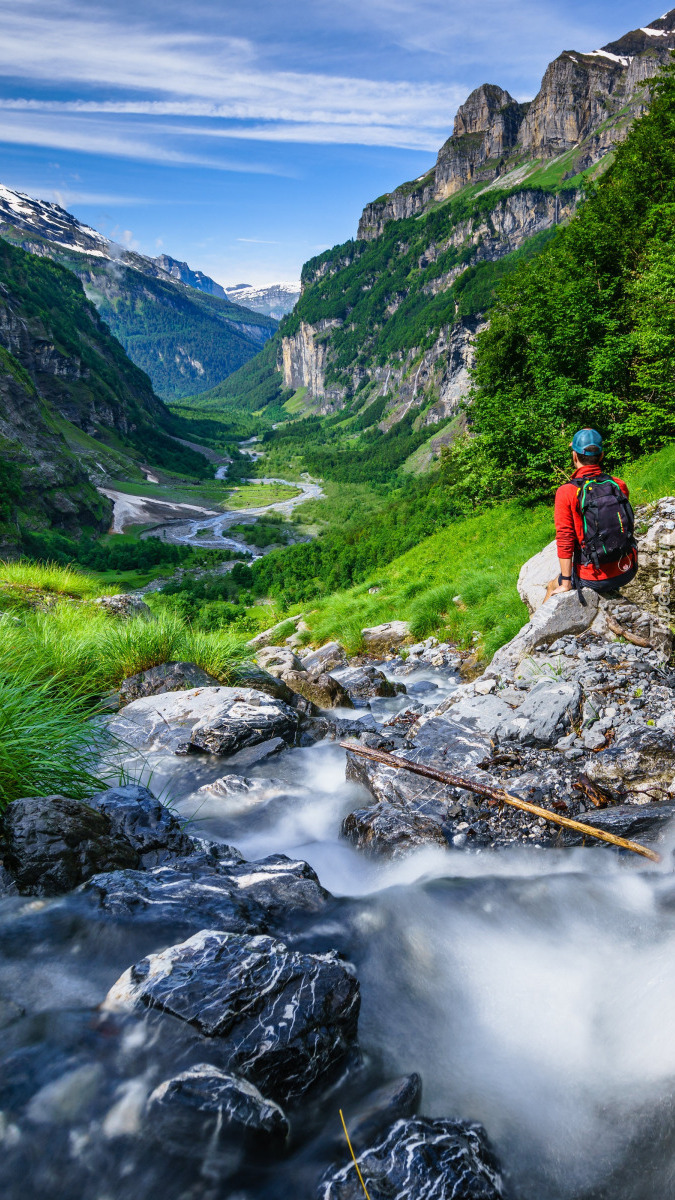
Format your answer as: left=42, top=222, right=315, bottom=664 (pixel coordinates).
left=0, top=111, right=290, bottom=172
left=0, top=0, right=635, bottom=165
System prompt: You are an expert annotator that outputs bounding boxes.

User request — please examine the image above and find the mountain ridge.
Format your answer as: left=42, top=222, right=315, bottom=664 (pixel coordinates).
left=0, top=185, right=277, bottom=401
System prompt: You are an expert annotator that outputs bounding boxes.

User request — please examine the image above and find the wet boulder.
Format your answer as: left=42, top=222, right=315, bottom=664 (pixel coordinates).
left=107, top=686, right=298, bottom=755
left=146, top=1064, right=289, bottom=1164
left=89, top=784, right=194, bottom=866
left=584, top=726, right=675, bottom=803
left=104, top=929, right=360, bottom=1102
left=79, top=863, right=262, bottom=933
left=119, top=661, right=220, bottom=705
left=81, top=853, right=329, bottom=931
left=331, top=666, right=397, bottom=704
left=343, top=800, right=449, bottom=858
left=562, top=802, right=675, bottom=847
left=341, top=1074, right=422, bottom=1154
left=301, top=642, right=348, bottom=674
left=318, top=1115, right=505, bottom=1199
left=1, top=795, right=138, bottom=896
left=343, top=721, right=496, bottom=857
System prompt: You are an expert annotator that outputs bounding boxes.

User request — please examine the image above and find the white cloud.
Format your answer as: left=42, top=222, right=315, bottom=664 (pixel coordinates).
left=0, top=2, right=463, bottom=147
left=0, top=111, right=289, bottom=172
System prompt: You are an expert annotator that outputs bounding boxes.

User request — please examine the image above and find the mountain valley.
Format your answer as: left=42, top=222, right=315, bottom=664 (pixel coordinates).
left=0, top=185, right=277, bottom=402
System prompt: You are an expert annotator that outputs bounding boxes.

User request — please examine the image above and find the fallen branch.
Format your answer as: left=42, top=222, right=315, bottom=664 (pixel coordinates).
left=605, top=615, right=653, bottom=649
left=340, top=742, right=661, bottom=864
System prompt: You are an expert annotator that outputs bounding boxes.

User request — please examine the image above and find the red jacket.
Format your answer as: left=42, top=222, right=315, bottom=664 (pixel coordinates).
left=554, top=465, right=637, bottom=581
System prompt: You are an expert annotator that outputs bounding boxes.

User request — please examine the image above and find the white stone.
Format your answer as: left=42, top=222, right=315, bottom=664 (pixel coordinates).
left=474, top=678, right=497, bottom=695
left=517, top=539, right=559, bottom=613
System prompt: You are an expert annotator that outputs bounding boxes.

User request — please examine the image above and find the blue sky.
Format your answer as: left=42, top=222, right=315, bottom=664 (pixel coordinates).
left=0, top=0, right=663, bottom=285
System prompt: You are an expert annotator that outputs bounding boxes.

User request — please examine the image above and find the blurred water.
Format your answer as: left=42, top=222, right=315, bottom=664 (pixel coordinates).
left=3, top=661, right=675, bottom=1199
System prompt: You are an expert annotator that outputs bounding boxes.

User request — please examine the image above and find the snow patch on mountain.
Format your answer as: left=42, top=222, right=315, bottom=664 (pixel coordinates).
left=224, top=282, right=300, bottom=319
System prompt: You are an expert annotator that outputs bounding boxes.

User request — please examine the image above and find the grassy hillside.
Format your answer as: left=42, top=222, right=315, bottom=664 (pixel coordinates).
left=294, top=442, right=675, bottom=659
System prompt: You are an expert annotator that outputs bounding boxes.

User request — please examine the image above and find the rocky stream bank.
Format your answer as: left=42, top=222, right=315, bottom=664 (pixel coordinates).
left=1, top=499, right=675, bottom=1200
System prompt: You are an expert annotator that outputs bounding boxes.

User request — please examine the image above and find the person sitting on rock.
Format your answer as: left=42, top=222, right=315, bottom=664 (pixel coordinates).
left=546, top=427, right=638, bottom=602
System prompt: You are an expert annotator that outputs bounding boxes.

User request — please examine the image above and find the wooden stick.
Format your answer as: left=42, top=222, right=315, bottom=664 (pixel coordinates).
left=340, top=742, right=661, bottom=863
left=605, top=615, right=653, bottom=648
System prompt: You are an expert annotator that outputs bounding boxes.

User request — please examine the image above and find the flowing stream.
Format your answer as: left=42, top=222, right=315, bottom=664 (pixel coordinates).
left=3, top=662, right=675, bottom=1199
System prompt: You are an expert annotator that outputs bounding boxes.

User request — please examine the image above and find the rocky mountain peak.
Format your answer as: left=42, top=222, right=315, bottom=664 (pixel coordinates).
left=453, top=84, right=518, bottom=137
left=358, top=8, right=675, bottom=240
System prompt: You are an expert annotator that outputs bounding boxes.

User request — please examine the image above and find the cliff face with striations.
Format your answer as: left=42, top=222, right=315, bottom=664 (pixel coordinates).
left=247, top=10, right=675, bottom=475
left=358, top=10, right=675, bottom=241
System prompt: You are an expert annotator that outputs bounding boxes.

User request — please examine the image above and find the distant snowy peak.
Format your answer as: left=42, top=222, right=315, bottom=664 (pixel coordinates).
left=0, top=184, right=111, bottom=256
left=0, top=183, right=275, bottom=314
left=224, top=282, right=301, bottom=319
left=590, top=7, right=675, bottom=59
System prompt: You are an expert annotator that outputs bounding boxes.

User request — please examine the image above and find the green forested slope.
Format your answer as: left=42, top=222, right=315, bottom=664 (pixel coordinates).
left=0, top=239, right=213, bottom=544
left=454, top=64, right=675, bottom=498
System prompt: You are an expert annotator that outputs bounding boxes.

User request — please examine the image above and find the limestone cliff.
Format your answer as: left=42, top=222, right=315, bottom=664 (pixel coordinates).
left=358, top=9, right=675, bottom=240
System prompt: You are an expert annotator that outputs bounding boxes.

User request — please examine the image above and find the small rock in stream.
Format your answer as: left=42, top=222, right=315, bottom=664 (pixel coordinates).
left=89, top=784, right=194, bottom=866
left=146, top=1064, right=290, bottom=1163
left=80, top=852, right=330, bottom=931
left=318, top=1115, right=505, bottom=1199
left=104, top=929, right=360, bottom=1102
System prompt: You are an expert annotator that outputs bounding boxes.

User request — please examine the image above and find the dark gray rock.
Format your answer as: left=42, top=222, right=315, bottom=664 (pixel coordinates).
left=225, top=736, right=287, bottom=767
left=585, top=727, right=675, bottom=803
left=319, top=1115, right=505, bottom=1199
left=342, top=800, right=449, bottom=858
left=80, top=853, right=329, bottom=930
left=119, top=661, right=220, bottom=705
left=79, top=863, right=261, bottom=932
left=343, top=721, right=496, bottom=856
left=563, top=803, right=675, bottom=846
left=331, top=666, right=396, bottom=704
left=146, top=1064, right=289, bottom=1162
left=89, top=784, right=193, bottom=867
left=104, top=930, right=360, bottom=1102
left=1, top=795, right=138, bottom=896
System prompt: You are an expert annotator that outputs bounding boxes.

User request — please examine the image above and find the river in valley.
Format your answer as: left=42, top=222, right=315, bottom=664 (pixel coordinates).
left=2, top=657, right=675, bottom=1200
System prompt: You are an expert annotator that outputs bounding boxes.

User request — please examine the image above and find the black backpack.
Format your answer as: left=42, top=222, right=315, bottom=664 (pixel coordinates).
left=575, top=473, right=636, bottom=569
